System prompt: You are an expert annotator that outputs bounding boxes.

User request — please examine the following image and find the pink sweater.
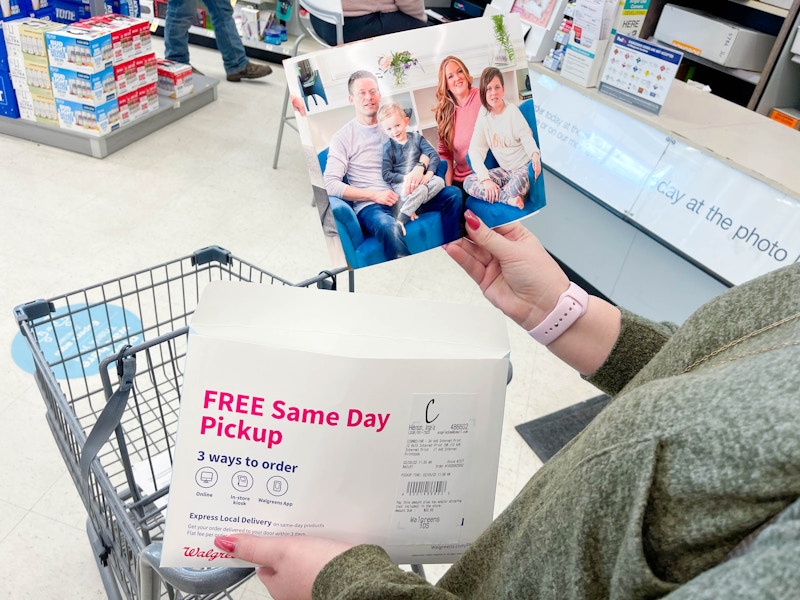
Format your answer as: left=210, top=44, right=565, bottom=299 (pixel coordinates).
left=437, top=86, right=481, bottom=184
left=342, top=0, right=427, bottom=22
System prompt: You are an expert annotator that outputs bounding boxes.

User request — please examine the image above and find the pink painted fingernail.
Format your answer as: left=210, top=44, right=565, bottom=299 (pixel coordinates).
left=465, top=210, right=480, bottom=230
left=215, top=536, right=236, bottom=553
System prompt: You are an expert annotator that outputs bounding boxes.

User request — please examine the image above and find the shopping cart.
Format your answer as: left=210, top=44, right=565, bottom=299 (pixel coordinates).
left=13, top=246, right=348, bottom=600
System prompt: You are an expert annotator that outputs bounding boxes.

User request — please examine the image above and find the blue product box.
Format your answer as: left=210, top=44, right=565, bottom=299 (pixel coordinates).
left=0, top=24, right=7, bottom=71
left=0, top=67, right=21, bottom=117
left=31, top=6, right=55, bottom=19
left=55, top=95, right=120, bottom=135
left=50, top=63, right=115, bottom=103
left=119, top=0, right=138, bottom=17
left=51, top=0, right=91, bottom=23
left=1, top=0, right=33, bottom=21
left=46, top=25, right=112, bottom=73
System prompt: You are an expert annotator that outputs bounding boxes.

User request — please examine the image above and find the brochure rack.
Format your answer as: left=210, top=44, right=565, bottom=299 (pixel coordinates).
left=0, top=75, right=219, bottom=158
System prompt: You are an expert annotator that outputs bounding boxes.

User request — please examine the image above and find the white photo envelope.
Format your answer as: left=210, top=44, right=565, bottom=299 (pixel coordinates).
left=160, top=281, right=510, bottom=567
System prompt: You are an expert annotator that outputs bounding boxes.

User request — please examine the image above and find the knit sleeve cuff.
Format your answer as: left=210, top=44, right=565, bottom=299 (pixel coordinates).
left=585, top=309, right=674, bottom=396
left=313, top=544, right=431, bottom=598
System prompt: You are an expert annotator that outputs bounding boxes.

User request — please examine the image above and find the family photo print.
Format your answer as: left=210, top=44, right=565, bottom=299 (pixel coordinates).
left=283, top=14, right=546, bottom=270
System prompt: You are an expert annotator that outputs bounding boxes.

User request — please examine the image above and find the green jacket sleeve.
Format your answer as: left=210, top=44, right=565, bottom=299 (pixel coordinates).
left=313, top=545, right=459, bottom=599
left=586, top=308, right=677, bottom=396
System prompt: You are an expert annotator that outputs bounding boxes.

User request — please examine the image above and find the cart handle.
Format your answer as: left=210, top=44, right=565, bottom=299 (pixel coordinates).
left=79, top=346, right=136, bottom=480
left=139, top=542, right=254, bottom=597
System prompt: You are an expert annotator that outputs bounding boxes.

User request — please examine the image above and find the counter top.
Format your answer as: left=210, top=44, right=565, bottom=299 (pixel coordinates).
left=529, top=62, right=800, bottom=199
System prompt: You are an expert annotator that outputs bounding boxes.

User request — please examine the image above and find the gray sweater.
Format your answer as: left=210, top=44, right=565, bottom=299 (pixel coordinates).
left=314, top=262, right=800, bottom=598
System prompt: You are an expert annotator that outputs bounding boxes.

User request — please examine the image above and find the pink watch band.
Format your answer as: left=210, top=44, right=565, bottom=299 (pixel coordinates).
left=528, top=282, right=589, bottom=345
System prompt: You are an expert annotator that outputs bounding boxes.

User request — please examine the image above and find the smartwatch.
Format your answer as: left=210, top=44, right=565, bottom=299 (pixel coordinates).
left=528, top=282, right=589, bottom=345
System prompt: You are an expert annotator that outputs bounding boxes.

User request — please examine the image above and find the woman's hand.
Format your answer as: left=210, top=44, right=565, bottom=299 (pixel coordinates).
left=444, top=211, right=621, bottom=375
left=214, top=534, right=353, bottom=600
left=481, top=178, right=500, bottom=203
left=444, top=211, right=567, bottom=330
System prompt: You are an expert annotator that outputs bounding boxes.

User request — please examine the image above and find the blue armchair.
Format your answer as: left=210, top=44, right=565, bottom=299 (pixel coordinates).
left=318, top=149, right=447, bottom=269
left=465, top=98, right=546, bottom=228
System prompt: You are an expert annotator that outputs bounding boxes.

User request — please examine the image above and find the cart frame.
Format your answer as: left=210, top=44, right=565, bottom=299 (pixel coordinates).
left=14, top=246, right=349, bottom=600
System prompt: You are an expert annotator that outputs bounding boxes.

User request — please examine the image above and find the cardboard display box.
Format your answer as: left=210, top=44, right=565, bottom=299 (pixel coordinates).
left=654, top=4, right=776, bottom=72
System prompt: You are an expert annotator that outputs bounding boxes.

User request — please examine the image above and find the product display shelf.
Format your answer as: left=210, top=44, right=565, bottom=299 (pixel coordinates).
left=149, top=18, right=299, bottom=64
left=0, top=75, right=219, bottom=158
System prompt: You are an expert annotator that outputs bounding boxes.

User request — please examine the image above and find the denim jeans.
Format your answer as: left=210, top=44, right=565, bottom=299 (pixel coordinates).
left=357, top=203, right=411, bottom=261
left=165, top=0, right=248, bottom=75
left=311, top=11, right=427, bottom=46
left=357, top=185, right=462, bottom=261
left=417, top=184, right=462, bottom=244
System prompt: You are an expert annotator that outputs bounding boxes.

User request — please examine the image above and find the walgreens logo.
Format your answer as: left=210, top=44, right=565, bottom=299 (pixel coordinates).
left=183, top=546, right=234, bottom=561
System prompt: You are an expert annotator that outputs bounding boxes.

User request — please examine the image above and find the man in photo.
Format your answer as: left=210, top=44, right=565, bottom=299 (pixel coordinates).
left=323, top=70, right=462, bottom=261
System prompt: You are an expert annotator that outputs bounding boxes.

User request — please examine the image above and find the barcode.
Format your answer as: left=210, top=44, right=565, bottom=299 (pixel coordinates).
left=406, top=480, right=447, bottom=496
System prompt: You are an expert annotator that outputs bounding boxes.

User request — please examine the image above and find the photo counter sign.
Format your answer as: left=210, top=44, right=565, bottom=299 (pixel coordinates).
left=529, top=71, right=800, bottom=285
left=160, top=282, right=510, bottom=568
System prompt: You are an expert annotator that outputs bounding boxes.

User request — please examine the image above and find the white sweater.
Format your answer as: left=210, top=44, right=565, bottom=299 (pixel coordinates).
left=468, top=102, right=539, bottom=182
left=342, top=0, right=427, bottom=22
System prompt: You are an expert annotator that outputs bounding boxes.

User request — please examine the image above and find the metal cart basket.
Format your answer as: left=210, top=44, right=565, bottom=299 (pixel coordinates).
left=13, top=247, right=346, bottom=600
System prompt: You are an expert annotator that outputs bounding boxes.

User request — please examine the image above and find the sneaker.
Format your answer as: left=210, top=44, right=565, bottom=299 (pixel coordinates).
left=226, top=61, right=272, bottom=82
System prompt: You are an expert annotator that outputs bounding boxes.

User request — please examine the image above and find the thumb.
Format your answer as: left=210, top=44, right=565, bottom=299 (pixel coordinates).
left=464, top=210, right=516, bottom=260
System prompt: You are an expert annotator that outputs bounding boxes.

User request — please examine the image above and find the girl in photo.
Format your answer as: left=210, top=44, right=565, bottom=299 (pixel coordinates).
left=463, top=67, right=542, bottom=209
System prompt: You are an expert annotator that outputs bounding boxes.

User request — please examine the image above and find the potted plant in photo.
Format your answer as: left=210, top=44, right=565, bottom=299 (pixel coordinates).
left=491, top=14, right=515, bottom=67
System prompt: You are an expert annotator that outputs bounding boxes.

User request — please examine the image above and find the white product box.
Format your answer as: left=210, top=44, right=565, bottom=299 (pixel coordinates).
left=46, top=26, right=113, bottom=74
left=4, top=18, right=64, bottom=69
left=15, top=85, right=59, bottom=126
left=240, top=6, right=261, bottom=42
left=156, top=57, right=193, bottom=98
left=50, top=64, right=116, bottom=104
left=654, top=4, right=776, bottom=71
left=56, top=96, right=121, bottom=135
left=139, top=0, right=154, bottom=22
left=13, top=62, right=51, bottom=94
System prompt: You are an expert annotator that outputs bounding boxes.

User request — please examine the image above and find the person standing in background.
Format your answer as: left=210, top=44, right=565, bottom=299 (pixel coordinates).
left=165, top=0, right=273, bottom=82
left=310, top=0, right=429, bottom=46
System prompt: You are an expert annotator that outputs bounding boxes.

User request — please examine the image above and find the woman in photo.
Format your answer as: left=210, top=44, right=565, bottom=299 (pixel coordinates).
left=433, top=56, right=482, bottom=199
left=463, top=66, right=541, bottom=210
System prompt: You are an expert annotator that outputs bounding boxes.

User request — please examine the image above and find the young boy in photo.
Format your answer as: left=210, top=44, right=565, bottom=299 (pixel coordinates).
left=378, top=103, right=446, bottom=234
